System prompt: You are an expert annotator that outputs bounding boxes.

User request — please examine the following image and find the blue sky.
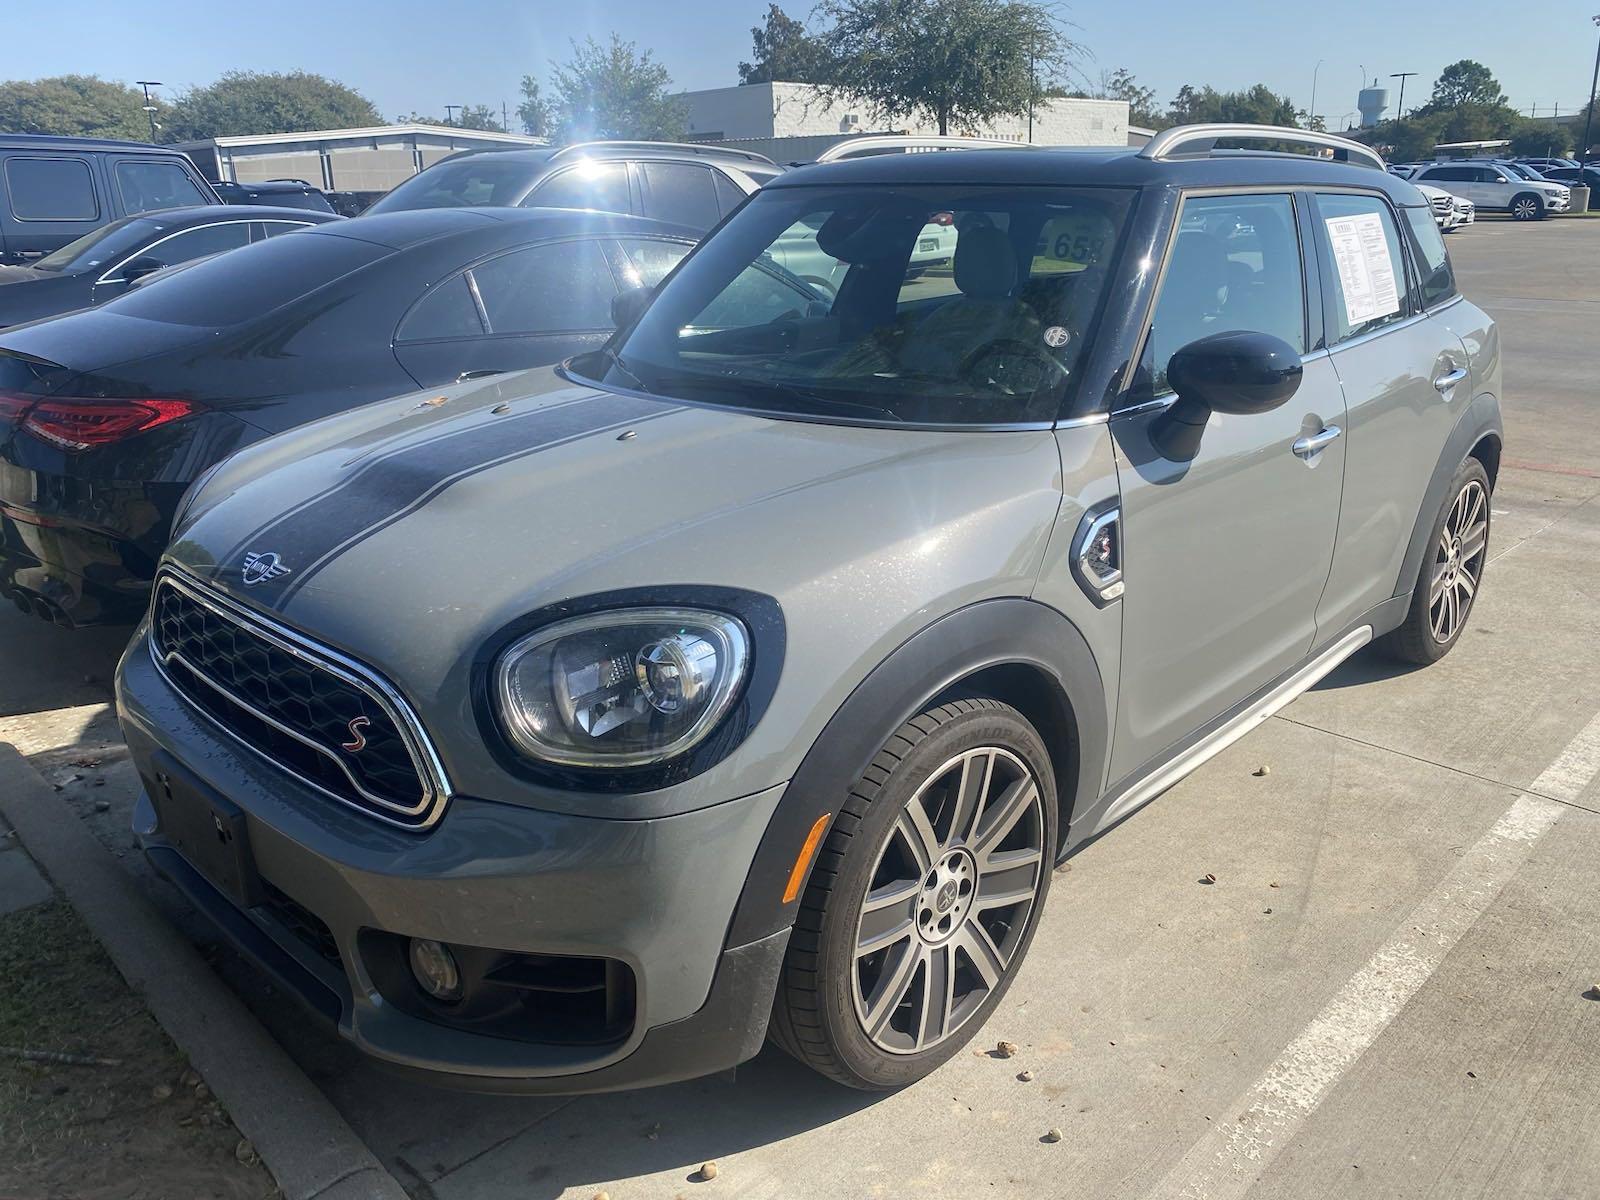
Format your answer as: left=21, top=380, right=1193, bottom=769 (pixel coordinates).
left=10, top=0, right=1597, bottom=128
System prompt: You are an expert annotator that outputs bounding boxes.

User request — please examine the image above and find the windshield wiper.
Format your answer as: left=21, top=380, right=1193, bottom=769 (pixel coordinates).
left=602, top=346, right=652, bottom=394
left=686, top=372, right=903, bottom=424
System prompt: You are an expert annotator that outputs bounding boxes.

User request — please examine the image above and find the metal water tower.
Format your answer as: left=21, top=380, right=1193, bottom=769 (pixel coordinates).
left=1358, top=81, right=1389, bottom=127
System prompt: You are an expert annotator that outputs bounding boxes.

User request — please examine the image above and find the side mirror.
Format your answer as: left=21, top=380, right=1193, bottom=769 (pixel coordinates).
left=610, top=284, right=653, bottom=330
left=120, top=256, right=165, bottom=282
left=1153, top=331, right=1303, bottom=461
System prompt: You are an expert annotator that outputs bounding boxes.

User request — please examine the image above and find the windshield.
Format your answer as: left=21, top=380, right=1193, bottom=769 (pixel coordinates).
left=573, top=183, right=1134, bottom=426
left=33, top=215, right=162, bottom=273
left=1503, top=163, right=1545, bottom=180
left=365, top=156, right=547, bottom=213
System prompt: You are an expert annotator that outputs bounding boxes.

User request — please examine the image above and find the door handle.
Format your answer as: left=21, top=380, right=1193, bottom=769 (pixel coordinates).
left=456, top=369, right=502, bottom=382
left=1292, top=424, right=1342, bottom=459
left=1433, top=366, right=1468, bottom=394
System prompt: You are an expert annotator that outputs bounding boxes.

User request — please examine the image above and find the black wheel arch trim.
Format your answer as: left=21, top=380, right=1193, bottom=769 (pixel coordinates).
left=723, top=597, right=1108, bottom=948
left=1393, top=390, right=1503, bottom=602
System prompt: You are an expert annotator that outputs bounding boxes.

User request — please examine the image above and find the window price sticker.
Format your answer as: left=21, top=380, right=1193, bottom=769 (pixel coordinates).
left=1325, top=212, right=1400, bottom=326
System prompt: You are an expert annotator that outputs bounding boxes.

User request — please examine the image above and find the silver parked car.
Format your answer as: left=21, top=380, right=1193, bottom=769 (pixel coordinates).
left=117, top=125, right=1501, bottom=1093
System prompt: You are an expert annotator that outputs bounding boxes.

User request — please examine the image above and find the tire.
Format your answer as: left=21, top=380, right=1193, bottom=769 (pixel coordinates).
left=769, top=698, right=1058, bottom=1089
left=1510, top=193, right=1543, bottom=221
left=1379, top=458, right=1491, bottom=665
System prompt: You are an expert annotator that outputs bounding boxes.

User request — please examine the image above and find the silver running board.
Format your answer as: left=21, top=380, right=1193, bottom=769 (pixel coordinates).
left=1086, top=625, right=1373, bottom=840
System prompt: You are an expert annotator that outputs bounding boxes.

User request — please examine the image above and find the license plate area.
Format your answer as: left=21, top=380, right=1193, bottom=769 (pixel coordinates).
left=148, top=752, right=262, bottom=910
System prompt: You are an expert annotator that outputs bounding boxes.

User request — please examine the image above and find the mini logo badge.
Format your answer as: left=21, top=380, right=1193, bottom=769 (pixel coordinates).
left=241, top=551, right=291, bottom=587
left=342, top=716, right=370, bottom=753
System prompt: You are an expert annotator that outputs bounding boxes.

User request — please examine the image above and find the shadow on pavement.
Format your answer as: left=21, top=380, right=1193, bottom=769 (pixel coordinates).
left=1310, top=644, right=1426, bottom=692
left=0, top=603, right=133, bottom=718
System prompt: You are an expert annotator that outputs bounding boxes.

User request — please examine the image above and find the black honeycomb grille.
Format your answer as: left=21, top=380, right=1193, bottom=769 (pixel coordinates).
left=152, top=576, right=435, bottom=827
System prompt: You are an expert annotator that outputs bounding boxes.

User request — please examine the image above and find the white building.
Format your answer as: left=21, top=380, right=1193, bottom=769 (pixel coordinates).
left=680, top=82, right=1129, bottom=160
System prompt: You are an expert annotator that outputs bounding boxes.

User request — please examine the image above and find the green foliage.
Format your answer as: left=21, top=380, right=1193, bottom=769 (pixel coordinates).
left=0, top=75, right=149, bottom=140
left=1092, top=68, right=1162, bottom=130
left=1508, top=122, right=1571, bottom=158
left=398, top=105, right=505, bottom=131
left=517, top=76, right=552, bottom=138
left=162, top=71, right=382, bottom=142
left=549, top=34, right=687, bottom=142
left=815, top=0, right=1080, bottom=136
left=1428, top=60, right=1505, bottom=111
left=740, top=4, right=832, bottom=85
left=1167, top=83, right=1299, bottom=127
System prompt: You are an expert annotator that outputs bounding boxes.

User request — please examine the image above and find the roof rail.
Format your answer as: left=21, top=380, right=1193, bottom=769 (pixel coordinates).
left=816, top=135, right=1035, bottom=162
left=550, top=140, right=778, bottom=167
left=1139, top=124, right=1385, bottom=171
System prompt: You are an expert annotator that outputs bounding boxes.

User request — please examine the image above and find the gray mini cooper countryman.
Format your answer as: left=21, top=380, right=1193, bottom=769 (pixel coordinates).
left=116, top=125, right=1501, bottom=1093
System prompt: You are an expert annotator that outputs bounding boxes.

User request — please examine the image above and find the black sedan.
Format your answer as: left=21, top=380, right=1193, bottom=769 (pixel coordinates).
left=0, top=205, right=340, bottom=329
left=0, top=207, right=699, bottom=626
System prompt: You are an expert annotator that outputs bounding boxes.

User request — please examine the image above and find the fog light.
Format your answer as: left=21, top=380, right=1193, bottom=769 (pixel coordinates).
left=408, top=938, right=462, bottom=1002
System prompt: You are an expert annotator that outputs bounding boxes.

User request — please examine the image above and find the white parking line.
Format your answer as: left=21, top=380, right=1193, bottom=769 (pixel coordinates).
left=1141, top=706, right=1600, bottom=1200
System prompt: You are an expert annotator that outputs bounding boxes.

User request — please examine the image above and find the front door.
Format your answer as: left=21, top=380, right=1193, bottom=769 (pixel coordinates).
left=1106, top=191, right=1347, bottom=784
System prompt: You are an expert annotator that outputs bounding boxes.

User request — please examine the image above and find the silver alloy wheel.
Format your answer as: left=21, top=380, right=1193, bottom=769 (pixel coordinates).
left=851, top=746, right=1047, bottom=1055
left=1429, top=478, right=1488, bottom=643
left=1512, top=196, right=1540, bottom=220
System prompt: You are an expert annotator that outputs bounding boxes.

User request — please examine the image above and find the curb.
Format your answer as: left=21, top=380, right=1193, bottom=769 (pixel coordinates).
left=0, top=742, right=408, bottom=1200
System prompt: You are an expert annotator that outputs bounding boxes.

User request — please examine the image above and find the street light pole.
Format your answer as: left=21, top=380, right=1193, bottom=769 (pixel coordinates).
left=1390, top=72, right=1418, bottom=121
left=1309, top=59, right=1324, bottom=129
left=135, top=80, right=162, bottom=142
left=1582, top=15, right=1600, bottom=165
left=444, top=105, right=461, bottom=127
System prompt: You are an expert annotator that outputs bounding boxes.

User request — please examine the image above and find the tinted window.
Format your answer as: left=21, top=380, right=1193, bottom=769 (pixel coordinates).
left=115, top=160, right=209, bottom=213
left=526, top=162, right=630, bottom=214
left=615, top=237, right=693, bottom=289
left=1402, top=207, right=1456, bottom=309
left=713, top=170, right=748, bottom=215
left=1420, top=166, right=1468, bottom=182
left=639, top=162, right=720, bottom=230
left=5, top=157, right=98, bottom=220
left=470, top=239, right=618, bottom=333
left=1139, top=194, right=1305, bottom=396
left=252, top=220, right=312, bottom=241
left=366, top=158, right=542, bottom=212
left=111, top=222, right=250, bottom=277
left=32, top=215, right=159, bottom=272
left=265, top=190, right=335, bottom=213
left=583, top=184, right=1135, bottom=426
left=1315, top=193, right=1411, bottom=345
left=1474, top=167, right=1506, bottom=183
left=397, top=276, right=484, bottom=341
left=105, top=232, right=387, bottom=326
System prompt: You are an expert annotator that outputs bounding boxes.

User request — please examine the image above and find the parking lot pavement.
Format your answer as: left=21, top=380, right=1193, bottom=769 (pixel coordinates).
left=1, top=217, right=1598, bottom=1199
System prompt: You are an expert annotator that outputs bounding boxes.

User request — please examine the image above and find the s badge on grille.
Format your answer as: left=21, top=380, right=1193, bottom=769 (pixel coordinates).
left=241, top=551, right=291, bottom=586
left=342, top=716, right=370, bottom=753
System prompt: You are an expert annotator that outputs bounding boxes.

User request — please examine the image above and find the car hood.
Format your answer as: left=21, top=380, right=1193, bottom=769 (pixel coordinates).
left=0, top=264, right=50, bottom=286
left=165, top=367, right=1063, bottom=785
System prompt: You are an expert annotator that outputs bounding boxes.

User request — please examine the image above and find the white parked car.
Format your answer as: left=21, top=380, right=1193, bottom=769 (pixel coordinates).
left=1415, top=183, right=1460, bottom=230
left=1407, top=162, right=1570, bottom=221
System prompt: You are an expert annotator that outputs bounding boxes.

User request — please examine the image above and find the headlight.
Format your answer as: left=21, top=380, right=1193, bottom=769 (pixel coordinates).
left=493, top=608, right=750, bottom=767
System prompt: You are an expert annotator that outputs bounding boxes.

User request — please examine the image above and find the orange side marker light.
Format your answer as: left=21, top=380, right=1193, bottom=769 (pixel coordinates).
left=782, top=813, right=832, bottom=904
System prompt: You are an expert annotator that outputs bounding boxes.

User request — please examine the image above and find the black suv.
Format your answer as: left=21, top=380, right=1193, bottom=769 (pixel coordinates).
left=0, top=134, right=219, bottom=264
left=211, top=179, right=336, bottom=214
left=363, top=140, right=780, bottom=231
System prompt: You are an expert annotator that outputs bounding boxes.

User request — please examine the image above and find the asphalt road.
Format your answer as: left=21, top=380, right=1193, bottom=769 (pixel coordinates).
left=2, top=216, right=1598, bottom=1200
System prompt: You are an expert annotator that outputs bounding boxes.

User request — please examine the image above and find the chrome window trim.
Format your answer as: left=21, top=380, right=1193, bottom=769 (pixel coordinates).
left=97, top=220, right=254, bottom=285
left=149, top=568, right=452, bottom=831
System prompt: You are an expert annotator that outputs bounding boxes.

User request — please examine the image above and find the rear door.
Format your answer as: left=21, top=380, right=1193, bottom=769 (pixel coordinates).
left=522, top=161, right=634, bottom=216
left=392, top=236, right=623, bottom=385
left=1105, top=190, right=1347, bottom=783
left=635, top=161, right=722, bottom=231
left=1310, top=190, right=1466, bottom=636
left=0, top=153, right=104, bottom=260
left=105, top=155, right=214, bottom=216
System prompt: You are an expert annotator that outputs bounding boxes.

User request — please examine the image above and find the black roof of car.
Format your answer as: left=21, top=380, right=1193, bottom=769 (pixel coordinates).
left=317, top=205, right=697, bottom=252
left=118, top=204, right=343, bottom=228
left=768, top=146, right=1426, bottom=205
left=0, top=132, right=184, bottom=155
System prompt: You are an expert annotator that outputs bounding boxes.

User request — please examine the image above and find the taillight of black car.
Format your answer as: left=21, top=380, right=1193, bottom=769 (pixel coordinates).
left=0, top=390, right=197, bottom=451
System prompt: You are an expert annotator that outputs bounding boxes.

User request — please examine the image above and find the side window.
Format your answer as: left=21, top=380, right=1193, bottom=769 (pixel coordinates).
left=1474, top=167, right=1504, bottom=184
left=113, top=222, right=250, bottom=277
left=1314, top=193, right=1410, bottom=346
left=252, top=220, right=311, bottom=241
left=615, top=237, right=692, bottom=289
left=1138, top=193, right=1306, bottom=397
left=638, top=162, right=720, bottom=231
left=469, top=239, right=618, bottom=333
left=115, top=160, right=210, bottom=214
left=712, top=170, right=748, bottom=216
left=525, top=162, right=630, bottom=215
left=397, top=276, right=485, bottom=342
left=1401, top=207, right=1456, bottom=309
left=689, top=261, right=822, bottom=329
left=4, top=157, right=98, bottom=220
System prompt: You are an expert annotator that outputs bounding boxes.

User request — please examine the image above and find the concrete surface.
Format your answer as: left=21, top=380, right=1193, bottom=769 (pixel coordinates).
left=0, top=216, right=1597, bottom=1199
left=0, top=825, right=52, bottom=916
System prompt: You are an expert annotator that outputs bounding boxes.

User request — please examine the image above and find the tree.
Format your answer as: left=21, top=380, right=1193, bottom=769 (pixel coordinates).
left=1428, top=60, right=1505, bottom=111
left=739, top=4, right=832, bottom=85
left=549, top=34, right=687, bottom=142
left=815, top=0, right=1080, bottom=136
left=1166, top=83, right=1298, bottom=128
left=0, top=75, right=148, bottom=140
left=1091, top=68, right=1162, bottom=129
left=398, top=105, right=505, bottom=131
left=163, top=71, right=382, bottom=141
left=1508, top=120, right=1572, bottom=158
left=517, top=76, right=552, bottom=138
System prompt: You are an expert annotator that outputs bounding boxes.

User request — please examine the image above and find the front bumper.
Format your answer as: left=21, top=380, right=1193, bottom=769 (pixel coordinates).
left=117, top=630, right=792, bottom=1093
